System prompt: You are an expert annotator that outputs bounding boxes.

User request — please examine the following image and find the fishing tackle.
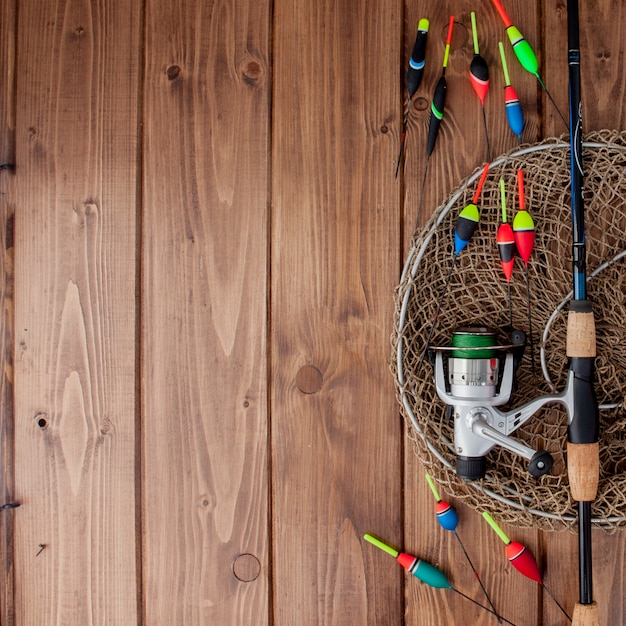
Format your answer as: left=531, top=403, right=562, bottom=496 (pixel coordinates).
left=414, top=15, right=455, bottom=230
left=482, top=513, right=572, bottom=621
left=363, top=534, right=518, bottom=625
left=512, top=169, right=536, bottom=376
left=431, top=324, right=554, bottom=480
left=415, top=163, right=490, bottom=376
left=490, top=0, right=568, bottom=130
left=496, top=178, right=515, bottom=327
left=430, top=313, right=597, bottom=482
left=566, top=1, right=600, bottom=623
left=396, top=19, right=429, bottom=178
left=498, top=41, right=524, bottom=144
left=469, top=12, right=491, bottom=162
left=425, top=474, right=502, bottom=623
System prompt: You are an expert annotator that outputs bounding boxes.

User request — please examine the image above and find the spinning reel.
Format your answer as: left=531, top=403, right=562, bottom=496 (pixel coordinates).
left=431, top=325, right=584, bottom=481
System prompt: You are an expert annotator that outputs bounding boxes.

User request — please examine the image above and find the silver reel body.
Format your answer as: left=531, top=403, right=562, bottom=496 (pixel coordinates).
left=432, top=326, right=575, bottom=480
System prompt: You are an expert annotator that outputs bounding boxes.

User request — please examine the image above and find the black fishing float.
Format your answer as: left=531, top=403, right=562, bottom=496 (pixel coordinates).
left=414, top=15, right=455, bottom=230
left=396, top=18, right=429, bottom=178
left=469, top=12, right=491, bottom=162
left=496, top=178, right=515, bottom=328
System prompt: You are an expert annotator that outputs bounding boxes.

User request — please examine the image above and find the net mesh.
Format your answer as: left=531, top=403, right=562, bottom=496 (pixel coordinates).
left=392, top=130, right=626, bottom=531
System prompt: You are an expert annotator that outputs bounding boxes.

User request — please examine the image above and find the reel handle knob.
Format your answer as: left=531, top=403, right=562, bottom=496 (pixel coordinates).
left=528, top=449, right=553, bottom=477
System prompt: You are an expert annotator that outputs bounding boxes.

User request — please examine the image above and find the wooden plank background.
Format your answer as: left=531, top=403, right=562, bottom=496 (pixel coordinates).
left=0, top=0, right=623, bottom=624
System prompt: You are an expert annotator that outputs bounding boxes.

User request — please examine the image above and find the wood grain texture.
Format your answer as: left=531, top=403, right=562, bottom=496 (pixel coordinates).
left=142, top=0, right=271, bottom=624
left=0, top=2, right=16, bottom=623
left=271, top=0, right=404, bottom=623
left=12, top=0, right=140, bottom=623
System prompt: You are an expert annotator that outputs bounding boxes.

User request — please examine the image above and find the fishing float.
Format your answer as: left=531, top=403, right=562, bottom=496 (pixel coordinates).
left=469, top=12, right=491, bottom=162
left=396, top=19, right=429, bottom=178
left=566, top=1, right=600, bottom=623
left=512, top=169, right=536, bottom=376
left=496, top=178, right=515, bottom=328
left=415, top=162, right=490, bottom=375
left=414, top=15, right=455, bottom=230
left=363, top=533, right=518, bottom=625
left=498, top=41, right=524, bottom=144
left=425, top=474, right=502, bottom=623
left=490, top=0, right=568, bottom=130
left=482, top=513, right=572, bottom=622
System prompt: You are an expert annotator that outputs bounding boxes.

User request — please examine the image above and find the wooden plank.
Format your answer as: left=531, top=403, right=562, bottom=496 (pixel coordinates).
left=12, top=1, right=140, bottom=623
left=141, top=0, right=271, bottom=624
left=543, top=3, right=626, bottom=625
left=271, top=0, right=403, bottom=623
left=402, top=3, right=542, bottom=624
left=0, top=1, right=16, bottom=623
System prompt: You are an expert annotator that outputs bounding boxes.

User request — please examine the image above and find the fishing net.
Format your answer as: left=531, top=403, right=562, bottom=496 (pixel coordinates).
left=392, top=129, right=626, bottom=531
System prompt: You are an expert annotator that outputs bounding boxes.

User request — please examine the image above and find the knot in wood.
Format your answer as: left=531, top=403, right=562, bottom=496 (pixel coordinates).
left=295, top=365, right=323, bottom=394
left=233, top=554, right=261, bottom=582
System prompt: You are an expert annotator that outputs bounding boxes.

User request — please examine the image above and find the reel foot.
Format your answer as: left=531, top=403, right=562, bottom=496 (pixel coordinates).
left=456, top=455, right=487, bottom=481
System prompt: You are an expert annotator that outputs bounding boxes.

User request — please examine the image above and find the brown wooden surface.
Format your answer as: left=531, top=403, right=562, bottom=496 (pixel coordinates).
left=271, top=0, right=403, bottom=623
left=0, top=1, right=15, bottom=623
left=142, top=0, right=271, bottom=623
left=12, top=0, right=140, bottom=623
left=0, top=0, right=623, bottom=624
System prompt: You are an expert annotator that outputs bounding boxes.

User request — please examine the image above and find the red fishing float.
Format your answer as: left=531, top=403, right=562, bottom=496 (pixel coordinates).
left=469, top=12, right=491, bottom=161
left=482, top=513, right=571, bottom=621
left=513, top=169, right=536, bottom=374
left=513, top=169, right=535, bottom=263
left=497, top=178, right=515, bottom=326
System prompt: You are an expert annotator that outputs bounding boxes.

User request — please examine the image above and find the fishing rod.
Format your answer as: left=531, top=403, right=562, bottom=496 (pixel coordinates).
left=364, top=534, right=519, bottom=625
left=425, top=474, right=502, bottom=623
left=396, top=19, right=429, bottom=178
left=469, top=12, right=491, bottom=162
left=414, top=15, right=454, bottom=230
left=566, top=0, right=600, bottom=623
left=482, top=513, right=572, bottom=622
left=498, top=41, right=524, bottom=145
left=491, top=0, right=569, bottom=131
